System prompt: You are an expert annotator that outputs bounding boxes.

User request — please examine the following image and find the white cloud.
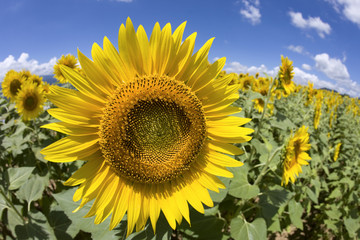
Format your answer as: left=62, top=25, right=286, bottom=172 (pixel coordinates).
left=302, top=63, right=312, bottom=70
left=240, top=0, right=261, bottom=25
left=313, top=53, right=360, bottom=96
left=0, top=53, right=56, bottom=80
left=113, top=0, right=133, bottom=2
left=287, top=45, right=304, bottom=54
left=224, top=61, right=277, bottom=76
left=289, top=11, right=331, bottom=38
left=293, top=67, right=336, bottom=89
left=327, top=0, right=360, bottom=26
left=314, top=53, right=350, bottom=82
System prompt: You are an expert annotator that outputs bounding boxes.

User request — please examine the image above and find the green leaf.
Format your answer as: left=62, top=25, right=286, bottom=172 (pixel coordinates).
left=251, top=139, right=268, bottom=156
left=328, top=187, right=342, bottom=199
left=7, top=167, right=35, bottom=190
left=0, top=193, right=9, bottom=215
left=17, top=176, right=46, bottom=211
left=48, top=205, right=82, bottom=240
left=259, top=186, right=290, bottom=228
left=305, top=186, right=318, bottom=204
left=209, top=177, right=230, bottom=203
left=7, top=205, right=25, bottom=235
left=127, top=214, right=170, bottom=240
left=230, top=217, right=267, bottom=240
left=288, top=199, right=304, bottom=230
left=344, top=218, right=360, bottom=238
left=325, top=207, right=341, bottom=220
left=228, top=165, right=259, bottom=200
left=32, top=146, right=47, bottom=163
left=14, top=210, right=56, bottom=240
left=180, top=209, right=225, bottom=240
left=319, top=133, right=328, bottom=145
left=53, top=188, right=125, bottom=240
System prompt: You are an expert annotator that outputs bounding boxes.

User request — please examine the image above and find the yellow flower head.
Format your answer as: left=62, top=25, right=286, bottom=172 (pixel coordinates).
left=53, top=54, right=79, bottom=83
left=314, top=92, right=323, bottom=129
left=333, top=143, right=341, bottom=162
left=41, top=18, right=253, bottom=236
left=29, top=74, right=43, bottom=86
left=20, top=69, right=32, bottom=81
left=253, top=98, right=265, bottom=113
left=239, top=75, right=253, bottom=91
left=42, top=82, right=51, bottom=94
left=282, top=126, right=311, bottom=186
left=15, top=82, right=45, bottom=121
left=254, top=77, right=270, bottom=96
left=2, top=70, right=24, bottom=102
left=279, top=55, right=295, bottom=95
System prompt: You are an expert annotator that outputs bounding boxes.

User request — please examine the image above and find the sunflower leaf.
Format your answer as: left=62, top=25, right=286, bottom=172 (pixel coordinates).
left=228, top=165, right=259, bottom=200
left=53, top=188, right=125, bottom=240
left=12, top=210, right=56, bottom=240
left=7, top=167, right=35, bottom=190
left=17, top=175, right=46, bottom=211
left=288, top=199, right=304, bottom=230
left=230, top=217, right=267, bottom=240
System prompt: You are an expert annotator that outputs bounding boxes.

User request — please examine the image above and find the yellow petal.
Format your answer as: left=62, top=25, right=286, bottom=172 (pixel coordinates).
left=207, top=140, right=244, bottom=156
left=206, top=150, right=244, bottom=167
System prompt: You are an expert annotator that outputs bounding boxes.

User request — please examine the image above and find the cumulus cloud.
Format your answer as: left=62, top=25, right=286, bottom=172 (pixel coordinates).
left=327, top=0, right=360, bottom=27
left=0, top=53, right=56, bottom=80
left=224, top=61, right=277, bottom=76
left=312, top=53, right=360, bottom=96
left=293, top=67, right=336, bottom=89
left=289, top=11, right=331, bottom=38
left=302, top=64, right=312, bottom=70
left=287, top=45, right=304, bottom=54
left=314, top=53, right=350, bottom=82
left=240, top=0, right=261, bottom=25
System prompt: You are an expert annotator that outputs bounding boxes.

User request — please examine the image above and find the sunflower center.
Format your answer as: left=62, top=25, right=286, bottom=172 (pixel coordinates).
left=293, top=140, right=301, bottom=159
left=99, top=75, right=206, bottom=184
left=24, top=94, right=38, bottom=111
left=10, top=79, right=21, bottom=96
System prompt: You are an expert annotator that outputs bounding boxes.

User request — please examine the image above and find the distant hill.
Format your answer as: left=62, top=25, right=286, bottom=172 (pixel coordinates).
left=40, top=75, right=58, bottom=85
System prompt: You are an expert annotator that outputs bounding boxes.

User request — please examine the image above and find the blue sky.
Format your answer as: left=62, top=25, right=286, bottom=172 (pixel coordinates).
left=1, top=0, right=360, bottom=96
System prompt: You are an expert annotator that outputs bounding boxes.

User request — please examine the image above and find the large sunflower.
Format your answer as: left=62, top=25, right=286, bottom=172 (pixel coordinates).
left=15, top=82, right=45, bottom=121
left=41, top=18, right=253, bottom=236
left=281, top=126, right=311, bottom=186
left=2, top=70, right=24, bottom=102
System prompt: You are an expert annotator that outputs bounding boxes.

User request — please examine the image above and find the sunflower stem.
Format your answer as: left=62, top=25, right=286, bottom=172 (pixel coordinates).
left=247, top=77, right=276, bottom=163
left=0, top=188, right=25, bottom=224
left=253, top=145, right=283, bottom=186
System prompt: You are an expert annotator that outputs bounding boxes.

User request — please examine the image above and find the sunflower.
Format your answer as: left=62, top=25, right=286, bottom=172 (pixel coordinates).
left=314, top=92, right=323, bottom=130
left=281, top=126, right=311, bottom=186
left=240, top=76, right=253, bottom=91
left=2, top=70, right=24, bottom=102
left=253, top=98, right=265, bottom=113
left=279, top=55, right=295, bottom=95
left=42, top=82, right=51, bottom=93
left=54, top=54, right=80, bottom=83
left=29, top=74, right=43, bottom=86
left=20, top=69, right=32, bottom=81
left=41, top=18, right=253, bottom=235
left=15, top=82, right=45, bottom=121
left=333, top=142, right=341, bottom=162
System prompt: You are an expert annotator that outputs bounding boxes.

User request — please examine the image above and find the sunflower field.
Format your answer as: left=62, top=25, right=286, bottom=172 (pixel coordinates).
left=1, top=19, right=360, bottom=240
